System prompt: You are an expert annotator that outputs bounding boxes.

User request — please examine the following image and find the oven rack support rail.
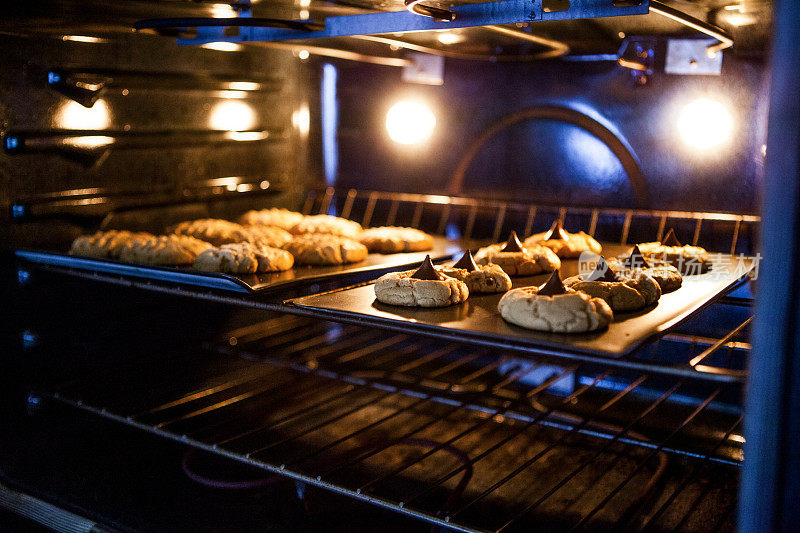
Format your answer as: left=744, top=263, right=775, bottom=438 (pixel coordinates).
left=153, top=0, right=650, bottom=47
left=40, top=315, right=742, bottom=533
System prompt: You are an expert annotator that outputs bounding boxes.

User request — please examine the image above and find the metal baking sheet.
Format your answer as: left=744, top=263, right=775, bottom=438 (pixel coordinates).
left=287, top=245, right=754, bottom=358
left=15, top=236, right=462, bottom=294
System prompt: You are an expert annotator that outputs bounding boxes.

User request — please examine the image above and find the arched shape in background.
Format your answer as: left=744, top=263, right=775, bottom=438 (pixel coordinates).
left=449, top=105, right=650, bottom=208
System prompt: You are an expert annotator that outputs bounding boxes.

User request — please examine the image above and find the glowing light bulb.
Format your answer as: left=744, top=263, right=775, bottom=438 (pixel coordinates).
left=386, top=101, right=436, bottom=145
left=201, top=42, right=241, bottom=52
left=677, top=98, right=734, bottom=150
left=298, top=49, right=310, bottom=60
left=56, top=99, right=111, bottom=130
left=210, top=101, right=256, bottom=131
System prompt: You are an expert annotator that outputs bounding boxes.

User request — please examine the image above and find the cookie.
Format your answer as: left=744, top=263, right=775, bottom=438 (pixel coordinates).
left=194, top=242, right=294, bottom=273
left=193, top=243, right=259, bottom=274
left=636, top=229, right=711, bottom=275
left=171, top=219, right=253, bottom=247
left=238, top=208, right=305, bottom=230
left=289, top=214, right=363, bottom=238
left=242, top=224, right=292, bottom=248
left=69, top=230, right=155, bottom=259
left=498, top=270, right=613, bottom=332
left=523, top=220, right=602, bottom=258
left=358, top=226, right=434, bottom=254
left=374, top=255, right=469, bottom=307
left=563, top=256, right=661, bottom=312
left=608, top=245, right=682, bottom=293
left=440, top=250, right=512, bottom=294
left=119, top=234, right=212, bottom=265
left=283, top=233, right=368, bottom=265
left=473, top=231, right=561, bottom=276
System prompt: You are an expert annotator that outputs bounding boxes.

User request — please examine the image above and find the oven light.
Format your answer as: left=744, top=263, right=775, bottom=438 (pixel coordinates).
left=299, top=10, right=310, bottom=19
left=677, top=98, right=734, bottom=150
left=201, top=42, right=241, bottom=52
left=298, top=49, right=310, bottom=60
left=210, top=101, right=256, bottom=131
left=386, top=100, right=436, bottom=145
left=55, top=99, right=111, bottom=130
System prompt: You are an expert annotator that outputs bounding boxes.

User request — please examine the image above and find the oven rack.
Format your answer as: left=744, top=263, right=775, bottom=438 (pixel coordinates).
left=43, top=316, right=743, bottom=533
left=19, top=186, right=756, bottom=382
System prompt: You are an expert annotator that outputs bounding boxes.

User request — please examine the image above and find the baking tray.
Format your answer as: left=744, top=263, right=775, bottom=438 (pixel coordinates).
left=15, top=236, right=462, bottom=294
left=286, top=244, right=755, bottom=358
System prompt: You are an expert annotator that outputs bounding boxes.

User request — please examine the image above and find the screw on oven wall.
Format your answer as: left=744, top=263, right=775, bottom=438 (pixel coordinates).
left=21, top=330, right=38, bottom=350
left=26, top=393, right=43, bottom=416
left=17, top=269, right=31, bottom=286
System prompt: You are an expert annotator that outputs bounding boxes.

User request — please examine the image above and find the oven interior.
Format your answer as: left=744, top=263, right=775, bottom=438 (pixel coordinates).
left=1, top=1, right=768, bottom=531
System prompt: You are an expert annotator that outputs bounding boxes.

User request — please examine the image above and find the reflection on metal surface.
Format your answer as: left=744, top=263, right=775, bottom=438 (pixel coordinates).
left=251, top=41, right=410, bottom=67
left=650, top=1, right=733, bottom=57
left=227, top=81, right=262, bottom=91
left=385, top=101, right=436, bottom=145
left=292, top=103, right=310, bottom=137
left=210, top=3, right=237, bottom=18
left=210, top=100, right=256, bottom=131
left=62, top=136, right=115, bottom=149
left=449, top=106, right=649, bottom=207
left=216, top=90, right=248, bottom=99
left=226, top=131, right=269, bottom=141
left=322, top=63, right=338, bottom=186
left=353, top=29, right=569, bottom=62
left=404, top=0, right=455, bottom=22
left=55, top=99, right=111, bottom=129
left=677, top=98, right=734, bottom=150
left=436, top=32, right=463, bottom=45
left=61, top=35, right=106, bottom=43
left=201, top=41, right=241, bottom=51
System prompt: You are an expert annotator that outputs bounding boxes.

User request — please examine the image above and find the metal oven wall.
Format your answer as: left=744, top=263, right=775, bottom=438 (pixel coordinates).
left=0, top=28, right=321, bottom=250
left=332, top=48, right=767, bottom=213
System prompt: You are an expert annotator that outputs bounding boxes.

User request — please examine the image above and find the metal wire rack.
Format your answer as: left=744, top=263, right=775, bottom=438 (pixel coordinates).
left=44, top=315, right=745, bottom=532
left=301, top=187, right=760, bottom=256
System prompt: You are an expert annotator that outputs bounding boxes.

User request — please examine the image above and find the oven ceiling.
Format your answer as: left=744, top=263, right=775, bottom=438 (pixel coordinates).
left=0, top=1, right=772, bottom=57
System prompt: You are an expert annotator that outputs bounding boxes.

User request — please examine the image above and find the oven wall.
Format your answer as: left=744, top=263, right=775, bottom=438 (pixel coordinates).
left=0, top=29, right=321, bottom=250
left=332, top=46, right=767, bottom=214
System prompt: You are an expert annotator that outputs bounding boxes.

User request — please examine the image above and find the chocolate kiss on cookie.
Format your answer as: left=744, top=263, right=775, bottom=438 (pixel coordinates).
left=587, top=256, right=620, bottom=282
left=623, top=245, right=650, bottom=269
left=501, top=231, right=524, bottom=252
left=452, top=250, right=478, bottom=271
left=537, top=269, right=567, bottom=296
left=542, top=219, right=570, bottom=241
left=662, top=228, right=682, bottom=247
left=411, top=255, right=444, bottom=280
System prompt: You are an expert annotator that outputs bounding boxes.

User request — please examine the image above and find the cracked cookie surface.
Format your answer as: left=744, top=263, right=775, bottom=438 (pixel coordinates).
left=283, top=234, right=368, bottom=265
left=119, top=234, right=212, bottom=265
left=523, top=220, right=602, bottom=258
left=193, top=242, right=293, bottom=273
left=563, top=271, right=661, bottom=311
left=70, top=230, right=156, bottom=259
left=238, top=208, right=305, bottom=230
left=374, top=270, right=469, bottom=307
left=498, top=285, right=613, bottom=333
